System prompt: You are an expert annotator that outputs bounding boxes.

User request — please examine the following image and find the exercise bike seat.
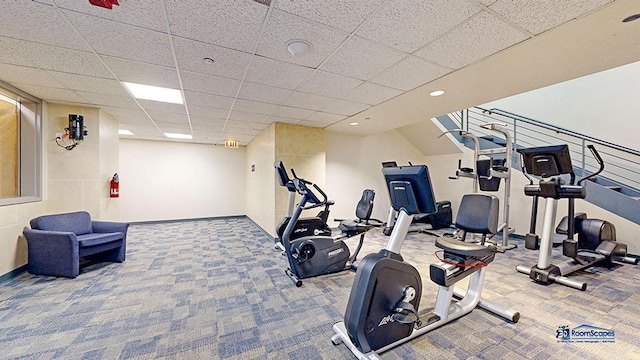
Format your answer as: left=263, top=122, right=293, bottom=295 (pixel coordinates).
left=436, top=236, right=496, bottom=258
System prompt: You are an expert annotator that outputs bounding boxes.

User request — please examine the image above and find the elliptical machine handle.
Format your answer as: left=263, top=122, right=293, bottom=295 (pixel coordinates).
left=578, top=145, right=605, bottom=185
left=290, top=168, right=313, bottom=185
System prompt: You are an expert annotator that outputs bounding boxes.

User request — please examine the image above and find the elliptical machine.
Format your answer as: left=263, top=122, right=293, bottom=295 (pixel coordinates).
left=280, top=167, right=375, bottom=287
left=516, top=144, right=638, bottom=291
left=331, top=165, right=518, bottom=359
left=275, top=161, right=332, bottom=250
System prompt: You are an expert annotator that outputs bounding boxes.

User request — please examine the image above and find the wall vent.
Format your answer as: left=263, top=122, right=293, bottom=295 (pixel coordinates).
left=253, top=0, right=271, bottom=6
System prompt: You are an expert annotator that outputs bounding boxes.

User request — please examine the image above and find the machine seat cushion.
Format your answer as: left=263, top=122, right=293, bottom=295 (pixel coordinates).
left=436, top=236, right=496, bottom=258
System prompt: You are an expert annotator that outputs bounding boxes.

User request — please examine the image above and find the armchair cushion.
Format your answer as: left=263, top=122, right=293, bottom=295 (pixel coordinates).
left=30, top=211, right=92, bottom=235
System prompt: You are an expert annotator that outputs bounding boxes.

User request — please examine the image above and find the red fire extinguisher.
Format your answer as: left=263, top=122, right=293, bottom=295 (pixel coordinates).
left=110, top=173, right=119, bottom=198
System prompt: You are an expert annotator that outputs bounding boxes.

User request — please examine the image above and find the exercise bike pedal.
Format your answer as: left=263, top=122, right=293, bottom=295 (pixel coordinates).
left=392, top=301, right=421, bottom=327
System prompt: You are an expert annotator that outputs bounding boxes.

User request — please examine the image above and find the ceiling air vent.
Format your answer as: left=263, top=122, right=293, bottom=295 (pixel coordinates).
left=253, top=0, right=271, bottom=6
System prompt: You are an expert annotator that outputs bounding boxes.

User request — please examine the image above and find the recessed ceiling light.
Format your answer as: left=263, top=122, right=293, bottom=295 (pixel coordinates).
left=350, top=122, right=359, bottom=126
left=430, top=90, right=445, bottom=97
left=203, top=57, right=215, bottom=64
left=623, top=14, right=640, bottom=22
left=165, top=133, right=192, bottom=139
left=123, top=82, right=183, bottom=104
left=118, top=129, right=134, bottom=136
left=286, top=39, right=312, bottom=57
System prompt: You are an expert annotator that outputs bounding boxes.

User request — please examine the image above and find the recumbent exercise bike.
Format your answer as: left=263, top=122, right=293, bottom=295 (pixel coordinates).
left=331, top=165, right=518, bottom=359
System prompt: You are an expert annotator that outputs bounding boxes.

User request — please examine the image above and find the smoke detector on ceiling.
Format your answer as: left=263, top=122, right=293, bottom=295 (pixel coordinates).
left=286, top=40, right=312, bottom=57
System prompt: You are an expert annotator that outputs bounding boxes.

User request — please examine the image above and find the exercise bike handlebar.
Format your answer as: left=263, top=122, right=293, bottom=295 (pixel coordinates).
left=291, top=173, right=329, bottom=209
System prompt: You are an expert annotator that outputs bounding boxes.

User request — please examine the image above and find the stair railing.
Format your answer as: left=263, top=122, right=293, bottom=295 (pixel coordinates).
left=446, top=107, right=640, bottom=194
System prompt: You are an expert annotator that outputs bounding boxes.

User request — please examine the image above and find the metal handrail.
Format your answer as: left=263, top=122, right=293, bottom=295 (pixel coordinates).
left=447, top=107, right=640, bottom=192
left=477, top=107, right=640, bottom=157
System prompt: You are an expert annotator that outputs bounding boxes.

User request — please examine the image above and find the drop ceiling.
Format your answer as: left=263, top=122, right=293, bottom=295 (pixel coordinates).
left=0, top=0, right=638, bottom=145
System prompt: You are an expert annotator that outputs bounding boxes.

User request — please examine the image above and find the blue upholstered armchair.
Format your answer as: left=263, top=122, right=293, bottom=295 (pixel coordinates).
left=23, top=211, right=129, bottom=278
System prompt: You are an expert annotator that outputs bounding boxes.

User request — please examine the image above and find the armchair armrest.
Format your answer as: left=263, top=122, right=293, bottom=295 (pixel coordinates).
left=23, top=229, right=80, bottom=278
left=92, top=221, right=130, bottom=234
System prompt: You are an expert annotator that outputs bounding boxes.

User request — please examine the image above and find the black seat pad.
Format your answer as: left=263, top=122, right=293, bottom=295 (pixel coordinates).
left=435, top=236, right=496, bottom=257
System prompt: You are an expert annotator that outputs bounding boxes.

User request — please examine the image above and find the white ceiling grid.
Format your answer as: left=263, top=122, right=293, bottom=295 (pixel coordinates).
left=0, top=0, right=616, bottom=145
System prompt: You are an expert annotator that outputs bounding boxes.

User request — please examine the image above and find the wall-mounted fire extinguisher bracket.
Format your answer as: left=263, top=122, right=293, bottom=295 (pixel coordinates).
left=110, top=173, right=120, bottom=198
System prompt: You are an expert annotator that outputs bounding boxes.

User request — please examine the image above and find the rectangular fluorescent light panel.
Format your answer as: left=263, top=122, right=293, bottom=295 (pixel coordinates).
left=123, top=82, right=183, bottom=104
left=118, top=129, right=134, bottom=136
left=165, top=132, right=192, bottom=140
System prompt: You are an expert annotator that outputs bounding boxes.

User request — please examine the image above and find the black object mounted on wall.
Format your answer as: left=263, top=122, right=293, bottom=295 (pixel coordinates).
left=56, top=114, right=88, bottom=151
left=68, top=114, right=87, bottom=140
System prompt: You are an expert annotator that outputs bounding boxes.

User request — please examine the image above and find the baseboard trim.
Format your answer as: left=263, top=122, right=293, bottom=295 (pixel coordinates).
left=130, top=215, right=245, bottom=225
left=244, top=216, right=278, bottom=243
left=0, top=264, right=27, bottom=284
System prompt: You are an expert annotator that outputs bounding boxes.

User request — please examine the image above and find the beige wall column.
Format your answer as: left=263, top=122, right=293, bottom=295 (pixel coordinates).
left=246, top=122, right=326, bottom=237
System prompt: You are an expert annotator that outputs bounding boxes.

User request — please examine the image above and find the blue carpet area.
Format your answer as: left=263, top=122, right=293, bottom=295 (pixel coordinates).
left=1, top=217, right=638, bottom=359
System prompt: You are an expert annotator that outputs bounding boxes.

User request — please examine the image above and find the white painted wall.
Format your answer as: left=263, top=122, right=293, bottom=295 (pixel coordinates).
left=482, top=60, right=640, bottom=151
left=118, top=139, right=246, bottom=222
left=326, top=130, right=440, bottom=226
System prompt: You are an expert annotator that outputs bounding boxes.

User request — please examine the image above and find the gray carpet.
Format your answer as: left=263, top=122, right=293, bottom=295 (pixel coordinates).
left=1, top=217, right=638, bottom=359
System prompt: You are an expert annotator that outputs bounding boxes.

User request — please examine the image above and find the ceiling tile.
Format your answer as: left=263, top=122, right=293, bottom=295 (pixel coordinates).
left=155, top=121, right=192, bottom=132
left=225, top=120, right=260, bottom=130
left=164, top=0, right=267, bottom=53
left=356, top=0, right=480, bottom=52
left=117, top=124, right=161, bottom=136
left=321, top=99, right=370, bottom=116
left=414, top=12, right=528, bottom=70
left=488, top=0, right=612, bottom=35
left=256, top=9, right=349, bottom=68
left=223, top=127, right=259, bottom=136
left=282, top=91, right=334, bottom=111
left=478, top=0, right=498, bottom=5
left=271, top=106, right=315, bottom=120
left=100, top=106, right=148, bottom=120
left=192, top=130, right=224, bottom=143
left=0, top=37, right=37, bottom=67
left=370, top=55, right=451, bottom=91
left=253, top=122, right=269, bottom=131
left=319, top=35, right=406, bottom=80
left=298, top=120, right=328, bottom=128
left=102, top=56, right=180, bottom=89
left=0, top=64, right=64, bottom=88
left=228, top=110, right=270, bottom=123
left=245, top=56, right=314, bottom=89
left=191, top=116, right=226, bottom=131
left=265, top=116, right=300, bottom=125
left=180, top=70, right=241, bottom=98
left=188, top=105, right=230, bottom=119
left=344, top=82, right=403, bottom=105
left=237, top=82, right=292, bottom=104
left=0, top=1, right=90, bottom=51
left=183, top=91, right=234, bottom=110
left=55, top=0, right=166, bottom=32
left=138, top=99, right=187, bottom=114
left=16, top=41, right=112, bottom=78
left=275, top=0, right=384, bottom=32
left=13, top=84, right=87, bottom=104
left=77, top=91, right=139, bottom=108
left=297, top=71, right=363, bottom=98
left=47, top=71, right=128, bottom=96
left=65, top=10, right=173, bottom=67
left=147, top=111, right=189, bottom=124
left=173, top=37, right=252, bottom=80
left=306, top=111, right=346, bottom=124
left=232, top=99, right=278, bottom=115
